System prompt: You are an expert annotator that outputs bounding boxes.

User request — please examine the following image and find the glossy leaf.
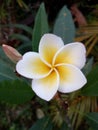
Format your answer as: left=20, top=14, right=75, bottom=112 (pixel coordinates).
left=29, top=116, right=53, bottom=130
left=0, top=47, right=18, bottom=81
left=81, top=65, right=98, bottom=96
left=32, top=3, right=49, bottom=52
left=0, top=62, right=17, bottom=80
left=0, top=80, right=34, bottom=104
left=53, top=6, right=75, bottom=44
left=82, top=57, right=93, bottom=76
left=81, top=81, right=98, bottom=96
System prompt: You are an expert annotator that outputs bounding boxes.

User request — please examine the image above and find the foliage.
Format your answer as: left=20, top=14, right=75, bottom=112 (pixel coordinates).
left=0, top=2, right=98, bottom=130
left=0, top=0, right=28, bottom=20
left=85, top=112, right=98, bottom=130
left=32, top=3, right=49, bottom=52
left=75, top=25, right=98, bottom=56
left=29, top=117, right=53, bottom=130
left=81, top=65, right=98, bottom=96
left=53, top=5, right=75, bottom=44
left=0, top=80, right=34, bottom=104
left=0, top=47, right=17, bottom=81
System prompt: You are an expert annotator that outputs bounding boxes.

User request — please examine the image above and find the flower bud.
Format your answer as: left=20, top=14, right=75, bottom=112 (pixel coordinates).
left=2, top=44, right=22, bottom=63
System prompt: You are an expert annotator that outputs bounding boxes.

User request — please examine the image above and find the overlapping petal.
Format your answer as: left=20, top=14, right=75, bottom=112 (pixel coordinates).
left=32, top=69, right=59, bottom=101
left=16, top=52, right=51, bottom=79
left=56, top=64, right=87, bottom=93
left=15, top=33, right=87, bottom=101
left=53, top=42, right=86, bottom=69
left=39, top=34, right=64, bottom=66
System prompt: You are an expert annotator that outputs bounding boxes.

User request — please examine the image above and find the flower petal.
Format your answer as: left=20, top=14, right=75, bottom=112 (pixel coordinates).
left=39, top=34, right=64, bottom=66
left=16, top=52, right=51, bottom=79
left=32, top=69, right=60, bottom=101
left=53, top=42, right=86, bottom=69
left=56, top=64, right=87, bottom=93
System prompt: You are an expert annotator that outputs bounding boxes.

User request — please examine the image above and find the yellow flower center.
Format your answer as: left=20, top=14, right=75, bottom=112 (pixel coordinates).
left=50, top=65, right=55, bottom=70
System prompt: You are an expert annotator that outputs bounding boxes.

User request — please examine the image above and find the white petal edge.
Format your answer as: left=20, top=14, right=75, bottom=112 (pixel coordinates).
left=53, top=42, right=86, bottom=69
left=16, top=52, right=52, bottom=79
left=39, top=33, right=64, bottom=66
left=56, top=63, right=87, bottom=93
left=32, top=69, right=60, bottom=101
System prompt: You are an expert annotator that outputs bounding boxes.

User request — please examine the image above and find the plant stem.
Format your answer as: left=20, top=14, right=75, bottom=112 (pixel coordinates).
left=54, top=92, right=73, bottom=130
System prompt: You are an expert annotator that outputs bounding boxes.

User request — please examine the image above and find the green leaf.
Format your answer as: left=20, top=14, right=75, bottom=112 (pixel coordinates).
left=86, top=112, right=98, bottom=130
left=0, top=62, right=17, bottom=80
left=17, top=41, right=32, bottom=54
left=1, top=24, right=33, bottom=35
left=81, top=81, right=98, bottom=96
left=82, top=57, right=93, bottom=76
left=10, top=24, right=33, bottom=35
left=29, top=116, right=53, bottom=130
left=0, top=80, right=34, bottom=104
left=53, top=6, right=75, bottom=44
left=32, top=3, right=49, bottom=52
left=85, top=65, right=98, bottom=84
left=0, top=47, right=18, bottom=81
left=81, top=65, right=98, bottom=96
left=9, top=33, right=31, bottom=43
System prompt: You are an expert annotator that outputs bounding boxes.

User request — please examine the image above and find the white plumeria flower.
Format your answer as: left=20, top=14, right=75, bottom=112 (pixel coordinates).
left=16, top=34, right=87, bottom=101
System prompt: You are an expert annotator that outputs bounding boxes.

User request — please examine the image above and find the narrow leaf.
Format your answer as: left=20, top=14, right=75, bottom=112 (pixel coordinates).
left=32, top=3, right=49, bottom=52
left=3, top=24, right=33, bottom=34
left=9, top=33, right=31, bottom=43
left=10, top=24, right=33, bottom=34
left=53, top=6, right=75, bottom=44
